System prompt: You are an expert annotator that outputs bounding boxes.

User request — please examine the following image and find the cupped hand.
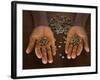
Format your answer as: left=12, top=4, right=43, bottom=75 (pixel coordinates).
left=26, top=26, right=56, bottom=64
left=65, top=26, right=89, bottom=59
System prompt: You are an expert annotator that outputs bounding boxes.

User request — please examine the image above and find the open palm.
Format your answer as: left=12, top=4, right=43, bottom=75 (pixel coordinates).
left=26, top=26, right=56, bottom=64
left=65, top=26, right=89, bottom=59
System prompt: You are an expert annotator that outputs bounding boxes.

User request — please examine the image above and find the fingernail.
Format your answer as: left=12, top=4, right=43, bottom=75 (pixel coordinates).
left=37, top=55, right=42, bottom=59
left=72, top=55, right=76, bottom=59
left=42, top=60, right=47, bottom=64
left=65, top=50, right=68, bottom=54
left=67, top=56, right=71, bottom=59
left=86, top=48, right=89, bottom=52
left=26, top=49, right=29, bottom=54
left=77, top=53, right=80, bottom=56
left=48, top=60, right=53, bottom=63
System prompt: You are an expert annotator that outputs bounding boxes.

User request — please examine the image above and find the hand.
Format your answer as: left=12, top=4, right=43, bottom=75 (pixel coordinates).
left=26, top=26, right=56, bottom=64
left=65, top=26, right=89, bottom=59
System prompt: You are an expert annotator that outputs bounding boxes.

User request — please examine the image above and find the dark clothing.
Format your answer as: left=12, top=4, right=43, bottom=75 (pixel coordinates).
left=31, top=11, right=89, bottom=27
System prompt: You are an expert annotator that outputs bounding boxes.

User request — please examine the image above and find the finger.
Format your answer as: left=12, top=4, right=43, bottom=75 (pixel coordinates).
left=51, top=42, right=56, bottom=56
left=26, top=39, right=35, bottom=54
left=71, top=45, right=77, bottom=59
left=65, top=40, right=70, bottom=54
left=83, top=36, right=89, bottom=53
left=47, top=46, right=53, bottom=63
left=35, top=45, right=42, bottom=59
left=67, top=44, right=73, bottom=59
left=41, top=47, right=47, bottom=64
left=65, top=33, right=73, bottom=54
left=77, top=39, right=83, bottom=56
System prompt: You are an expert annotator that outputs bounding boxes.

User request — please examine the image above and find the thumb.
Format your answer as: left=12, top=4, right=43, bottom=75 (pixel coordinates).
left=82, top=36, right=89, bottom=53
left=76, top=29, right=89, bottom=53
left=26, top=38, right=35, bottom=54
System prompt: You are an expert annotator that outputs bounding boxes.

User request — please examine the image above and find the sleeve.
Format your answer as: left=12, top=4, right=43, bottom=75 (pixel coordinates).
left=31, top=11, right=48, bottom=27
left=74, top=13, right=89, bottom=27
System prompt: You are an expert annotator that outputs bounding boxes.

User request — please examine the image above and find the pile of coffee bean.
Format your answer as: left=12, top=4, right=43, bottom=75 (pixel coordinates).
left=48, top=15, right=73, bottom=35
left=39, top=37, right=49, bottom=46
left=71, top=34, right=80, bottom=46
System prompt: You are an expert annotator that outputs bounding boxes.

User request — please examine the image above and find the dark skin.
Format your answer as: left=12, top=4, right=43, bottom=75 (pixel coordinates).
left=26, top=26, right=89, bottom=64
left=26, top=26, right=56, bottom=64
left=65, top=26, right=89, bottom=59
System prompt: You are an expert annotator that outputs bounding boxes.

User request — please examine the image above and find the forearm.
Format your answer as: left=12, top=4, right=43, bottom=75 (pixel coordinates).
left=31, top=11, right=48, bottom=27
left=74, top=13, right=89, bottom=27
